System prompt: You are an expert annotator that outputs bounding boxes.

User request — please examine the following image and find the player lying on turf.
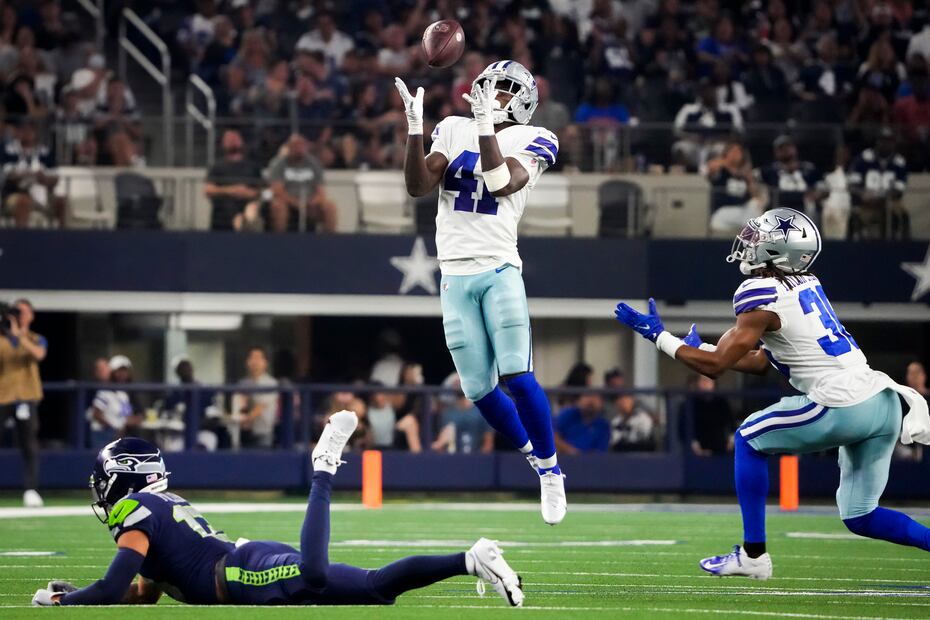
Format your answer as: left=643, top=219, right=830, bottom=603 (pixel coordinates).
left=31, top=412, right=524, bottom=607
left=395, top=61, right=566, bottom=525
left=613, top=207, right=930, bottom=579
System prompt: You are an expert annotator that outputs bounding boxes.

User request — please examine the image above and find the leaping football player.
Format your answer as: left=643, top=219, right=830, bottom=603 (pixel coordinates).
left=31, top=412, right=524, bottom=607
left=394, top=61, right=566, bottom=525
left=613, top=207, right=930, bottom=579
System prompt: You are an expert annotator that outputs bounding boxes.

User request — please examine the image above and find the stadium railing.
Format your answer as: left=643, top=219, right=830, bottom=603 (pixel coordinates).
left=41, top=380, right=794, bottom=454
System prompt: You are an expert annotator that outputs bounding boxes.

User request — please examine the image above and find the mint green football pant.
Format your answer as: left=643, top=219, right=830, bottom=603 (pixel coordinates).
left=738, top=389, right=902, bottom=519
left=439, top=265, right=531, bottom=401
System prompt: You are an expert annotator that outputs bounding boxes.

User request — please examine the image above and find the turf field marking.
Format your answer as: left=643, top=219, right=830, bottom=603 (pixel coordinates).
left=787, top=532, right=863, bottom=540
left=527, top=571, right=929, bottom=585
left=403, top=604, right=914, bottom=618
left=0, top=551, right=61, bottom=556
left=335, top=539, right=679, bottom=548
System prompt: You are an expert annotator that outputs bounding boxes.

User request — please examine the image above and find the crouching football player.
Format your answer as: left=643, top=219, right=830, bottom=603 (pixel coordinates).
left=32, top=411, right=524, bottom=607
left=614, top=207, right=930, bottom=579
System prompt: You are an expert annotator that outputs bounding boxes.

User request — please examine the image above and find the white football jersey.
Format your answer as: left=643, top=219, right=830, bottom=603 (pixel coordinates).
left=733, top=274, right=885, bottom=407
left=429, top=116, right=558, bottom=275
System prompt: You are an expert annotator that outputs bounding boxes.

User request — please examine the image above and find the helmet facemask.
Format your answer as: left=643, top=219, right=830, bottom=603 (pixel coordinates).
left=472, top=61, right=538, bottom=125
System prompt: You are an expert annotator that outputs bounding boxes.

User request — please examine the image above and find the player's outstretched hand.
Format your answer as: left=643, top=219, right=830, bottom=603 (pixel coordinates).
left=32, top=588, right=60, bottom=606
left=394, top=77, right=424, bottom=135
left=683, top=323, right=703, bottom=348
left=614, top=298, right=665, bottom=343
left=462, top=78, right=497, bottom=135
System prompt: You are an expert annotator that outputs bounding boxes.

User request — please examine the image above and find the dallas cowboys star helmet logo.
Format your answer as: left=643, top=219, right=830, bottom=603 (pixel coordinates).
left=773, top=214, right=801, bottom=241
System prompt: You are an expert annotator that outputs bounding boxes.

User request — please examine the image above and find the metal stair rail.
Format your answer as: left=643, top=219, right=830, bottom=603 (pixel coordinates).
left=186, top=74, right=216, bottom=167
left=118, top=8, right=173, bottom=165
left=74, top=0, right=104, bottom=51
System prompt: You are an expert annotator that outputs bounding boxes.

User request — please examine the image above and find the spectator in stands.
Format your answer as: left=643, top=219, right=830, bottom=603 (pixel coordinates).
left=742, top=45, right=789, bottom=121
left=198, top=15, right=237, bottom=88
left=765, top=17, right=807, bottom=85
left=177, top=0, right=217, bottom=72
left=555, top=392, right=611, bottom=454
left=376, top=24, right=412, bottom=76
left=822, top=144, right=853, bottom=239
left=4, top=72, right=48, bottom=122
left=604, top=368, right=626, bottom=389
left=756, top=135, right=828, bottom=214
left=94, top=77, right=142, bottom=167
left=907, top=21, right=930, bottom=63
left=672, top=78, right=743, bottom=171
left=162, top=356, right=228, bottom=451
left=367, top=383, right=422, bottom=453
left=0, top=298, right=46, bottom=506
left=532, top=77, right=571, bottom=136
left=55, top=85, right=96, bottom=166
left=393, top=362, right=427, bottom=423
left=857, top=36, right=906, bottom=104
left=296, top=11, right=354, bottom=69
left=432, top=374, right=493, bottom=454
left=711, top=60, right=752, bottom=113
left=847, top=127, right=909, bottom=239
left=370, top=329, right=404, bottom=387
left=793, top=33, right=854, bottom=121
left=92, top=357, right=110, bottom=383
left=0, top=118, right=66, bottom=227
left=204, top=129, right=263, bottom=231
left=232, top=28, right=272, bottom=88
left=893, top=64, right=930, bottom=171
left=847, top=83, right=892, bottom=153
left=293, top=71, right=336, bottom=148
left=574, top=77, right=631, bottom=126
left=233, top=346, right=278, bottom=449
left=696, top=14, right=747, bottom=76
left=706, top=141, right=761, bottom=234
left=681, top=374, right=735, bottom=456
left=610, top=394, right=656, bottom=451
left=245, top=60, right=292, bottom=160
left=87, top=355, right=142, bottom=449
left=906, top=361, right=929, bottom=402
left=266, top=133, right=336, bottom=233
left=560, top=361, right=594, bottom=407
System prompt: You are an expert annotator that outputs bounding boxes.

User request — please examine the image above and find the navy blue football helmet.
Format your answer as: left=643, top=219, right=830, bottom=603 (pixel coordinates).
left=90, top=438, right=169, bottom=523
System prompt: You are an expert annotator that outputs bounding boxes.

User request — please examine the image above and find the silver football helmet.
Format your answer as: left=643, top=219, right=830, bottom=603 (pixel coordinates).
left=472, top=60, right=538, bottom=125
left=726, top=208, right=822, bottom=275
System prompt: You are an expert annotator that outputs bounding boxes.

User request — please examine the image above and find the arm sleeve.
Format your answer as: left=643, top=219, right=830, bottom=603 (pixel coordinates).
left=59, top=548, right=144, bottom=605
left=513, top=130, right=558, bottom=173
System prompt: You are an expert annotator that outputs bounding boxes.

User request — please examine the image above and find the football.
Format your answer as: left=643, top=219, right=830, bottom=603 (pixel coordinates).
left=422, top=19, right=465, bottom=68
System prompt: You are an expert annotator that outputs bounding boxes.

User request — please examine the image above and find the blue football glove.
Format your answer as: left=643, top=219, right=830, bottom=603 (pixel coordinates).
left=683, top=323, right=703, bottom=348
left=614, top=298, right=665, bottom=343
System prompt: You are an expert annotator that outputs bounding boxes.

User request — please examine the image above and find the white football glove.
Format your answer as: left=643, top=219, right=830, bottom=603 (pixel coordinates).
left=901, top=397, right=930, bottom=445
left=47, top=581, right=78, bottom=595
left=32, top=588, right=61, bottom=606
left=394, top=77, right=424, bottom=135
left=462, top=78, right=499, bottom=136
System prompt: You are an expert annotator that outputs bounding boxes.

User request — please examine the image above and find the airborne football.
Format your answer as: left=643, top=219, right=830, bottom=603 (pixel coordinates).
left=1, top=2, right=930, bottom=619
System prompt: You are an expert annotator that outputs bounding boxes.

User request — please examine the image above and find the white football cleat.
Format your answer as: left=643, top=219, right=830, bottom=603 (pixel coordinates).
left=539, top=471, right=567, bottom=525
left=467, top=538, right=524, bottom=607
left=699, top=545, right=772, bottom=580
left=311, top=410, right=358, bottom=474
left=23, top=489, right=43, bottom=508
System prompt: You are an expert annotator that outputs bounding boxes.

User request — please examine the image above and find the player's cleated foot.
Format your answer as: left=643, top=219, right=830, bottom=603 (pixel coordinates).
left=539, top=471, right=567, bottom=525
left=467, top=538, right=524, bottom=607
left=699, top=545, right=772, bottom=580
left=23, top=489, right=43, bottom=508
left=311, top=410, right=358, bottom=475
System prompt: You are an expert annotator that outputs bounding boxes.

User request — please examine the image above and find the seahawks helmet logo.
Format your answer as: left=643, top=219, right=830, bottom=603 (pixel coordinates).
left=104, top=453, right=162, bottom=474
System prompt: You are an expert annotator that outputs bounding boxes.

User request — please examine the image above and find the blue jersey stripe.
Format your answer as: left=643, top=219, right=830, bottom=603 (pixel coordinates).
left=525, top=144, right=555, bottom=165
left=737, top=401, right=818, bottom=432
left=532, top=136, right=559, bottom=155
left=733, top=286, right=777, bottom=304
left=734, top=297, right=777, bottom=315
left=740, top=407, right=829, bottom=441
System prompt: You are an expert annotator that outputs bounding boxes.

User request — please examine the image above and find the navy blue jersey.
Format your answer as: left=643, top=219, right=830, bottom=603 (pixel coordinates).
left=846, top=149, right=907, bottom=199
left=708, top=167, right=751, bottom=212
left=108, top=492, right=234, bottom=604
left=756, top=162, right=825, bottom=210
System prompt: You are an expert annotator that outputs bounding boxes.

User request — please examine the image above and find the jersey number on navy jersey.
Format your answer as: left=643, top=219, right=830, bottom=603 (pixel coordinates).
left=172, top=504, right=220, bottom=538
left=444, top=151, right=499, bottom=215
left=798, top=285, right=859, bottom=357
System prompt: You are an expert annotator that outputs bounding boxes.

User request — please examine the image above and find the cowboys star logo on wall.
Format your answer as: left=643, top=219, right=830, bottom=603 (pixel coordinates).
left=901, top=245, right=930, bottom=302
left=390, top=237, right=439, bottom=295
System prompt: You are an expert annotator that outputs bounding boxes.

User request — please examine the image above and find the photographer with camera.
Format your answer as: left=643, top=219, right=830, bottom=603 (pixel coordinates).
left=0, top=299, right=46, bottom=507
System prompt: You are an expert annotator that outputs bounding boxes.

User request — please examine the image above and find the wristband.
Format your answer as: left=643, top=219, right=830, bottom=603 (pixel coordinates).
left=482, top=162, right=511, bottom=192
left=476, top=118, right=495, bottom=137
left=407, top=119, right=423, bottom=135
left=655, top=331, right=684, bottom=359
left=698, top=343, right=717, bottom=352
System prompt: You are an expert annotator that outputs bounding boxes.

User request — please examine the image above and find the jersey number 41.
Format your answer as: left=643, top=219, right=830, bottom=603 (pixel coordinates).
left=444, top=151, right=500, bottom=216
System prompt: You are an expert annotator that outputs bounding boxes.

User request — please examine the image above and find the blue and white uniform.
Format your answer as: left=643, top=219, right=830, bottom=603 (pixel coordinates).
left=732, top=275, right=902, bottom=518
left=430, top=115, right=557, bottom=400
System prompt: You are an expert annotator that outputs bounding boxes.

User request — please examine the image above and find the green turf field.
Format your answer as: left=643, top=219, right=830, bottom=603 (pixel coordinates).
left=1, top=501, right=929, bottom=618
